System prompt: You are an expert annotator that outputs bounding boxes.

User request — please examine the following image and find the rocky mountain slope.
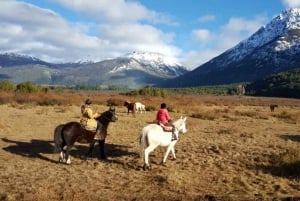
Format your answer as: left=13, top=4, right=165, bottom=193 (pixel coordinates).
left=160, top=8, right=300, bottom=87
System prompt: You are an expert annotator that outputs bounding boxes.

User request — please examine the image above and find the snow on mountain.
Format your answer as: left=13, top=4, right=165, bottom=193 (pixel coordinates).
left=109, top=52, right=188, bottom=77
left=125, top=51, right=182, bottom=67
left=220, top=8, right=300, bottom=67
left=160, top=8, right=300, bottom=87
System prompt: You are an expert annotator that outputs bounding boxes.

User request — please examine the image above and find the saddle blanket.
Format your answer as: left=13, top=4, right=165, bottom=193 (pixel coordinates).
left=159, top=123, right=173, bottom=132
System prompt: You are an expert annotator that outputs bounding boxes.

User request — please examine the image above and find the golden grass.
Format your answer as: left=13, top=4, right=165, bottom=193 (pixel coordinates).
left=0, top=92, right=300, bottom=200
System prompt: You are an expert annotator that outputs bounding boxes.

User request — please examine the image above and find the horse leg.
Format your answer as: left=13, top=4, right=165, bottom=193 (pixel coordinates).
left=59, top=151, right=63, bottom=162
left=162, top=144, right=175, bottom=164
left=144, top=145, right=157, bottom=170
left=99, top=139, right=106, bottom=159
left=85, top=140, right=96, bottom=159
left=170, top=146, right=177, bottom=160
left=65, top=146, right=72, bottom=164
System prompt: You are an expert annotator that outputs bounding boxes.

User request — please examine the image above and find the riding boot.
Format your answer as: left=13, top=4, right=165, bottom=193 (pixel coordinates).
left=99, top=139, right=107, bottom=159
left=171, top=127, right=177, bottom=141
left=94, top=122, right=103, bottom=140
left=94, top=129, right=101, bottom=140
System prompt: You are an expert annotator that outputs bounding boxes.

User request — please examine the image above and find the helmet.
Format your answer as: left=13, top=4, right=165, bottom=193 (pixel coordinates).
left=85, top=99, right=92, bottom=105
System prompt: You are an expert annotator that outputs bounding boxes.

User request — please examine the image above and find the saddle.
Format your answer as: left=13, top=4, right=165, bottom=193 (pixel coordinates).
left=80, top=119, right=96, bottom=132
left=159, top=123, right=173, bottom=132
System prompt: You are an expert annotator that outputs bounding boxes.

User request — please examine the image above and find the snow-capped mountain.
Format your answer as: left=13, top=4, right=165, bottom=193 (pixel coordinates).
left=161, top=8, right=300, bottom=87
left=0, top=53, right=50, bottom=67
left=109, top=52, right=187, bottom=77
left=0, top=51, right=188, bottom=88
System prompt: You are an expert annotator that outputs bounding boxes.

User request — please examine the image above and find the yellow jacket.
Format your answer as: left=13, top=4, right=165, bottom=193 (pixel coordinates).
left=80, top=105, right=100, bottom=130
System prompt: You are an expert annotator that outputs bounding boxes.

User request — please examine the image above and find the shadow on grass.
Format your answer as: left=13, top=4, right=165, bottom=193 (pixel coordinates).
left=255, top=161, right=300, bottom=179
left=279, top=134, right=300, bottom=143
left=1, top=138, right=139, bottom=165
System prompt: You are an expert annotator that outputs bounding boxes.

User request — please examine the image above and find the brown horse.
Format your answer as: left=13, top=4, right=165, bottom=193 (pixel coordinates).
left=53, top=107, right=118, bottom=164
left=270, top=104, right=278, bottom=112
left=124, top=101, right=136, bottom=116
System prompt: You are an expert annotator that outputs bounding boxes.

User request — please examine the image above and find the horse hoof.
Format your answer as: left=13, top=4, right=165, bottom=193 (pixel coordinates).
left=143, top=164, right=151, bottom=171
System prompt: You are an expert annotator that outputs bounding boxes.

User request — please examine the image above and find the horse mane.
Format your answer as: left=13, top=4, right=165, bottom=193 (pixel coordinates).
left=95, top=108, right=115, bottom=126
left=173, top=116, right=187, bottom=128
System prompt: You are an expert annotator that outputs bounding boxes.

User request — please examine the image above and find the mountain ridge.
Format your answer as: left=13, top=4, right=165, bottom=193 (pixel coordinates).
left=159, top=8, right=300, bottom=87
left=0, top=52, right=188, bottom=88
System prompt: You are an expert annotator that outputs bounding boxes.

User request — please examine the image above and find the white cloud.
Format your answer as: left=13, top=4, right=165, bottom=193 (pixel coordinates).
left=48, top=0, right=176, bottom=25
left=184, top=15, right=268, bottom=69
left=0, top=0, right=180, bottom=63
left=192, top=29, right=212, bottom=43
left=282, top=0, right=300, bottom=8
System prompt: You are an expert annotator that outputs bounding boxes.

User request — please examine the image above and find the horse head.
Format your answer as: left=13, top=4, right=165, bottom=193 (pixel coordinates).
left=96, top=107, right=118, bottom=123
left=174, top=116, right=187, bottom=134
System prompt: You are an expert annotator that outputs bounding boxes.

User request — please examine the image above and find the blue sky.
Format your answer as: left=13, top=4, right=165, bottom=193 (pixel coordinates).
left=0, top=0, right=299, bottom=69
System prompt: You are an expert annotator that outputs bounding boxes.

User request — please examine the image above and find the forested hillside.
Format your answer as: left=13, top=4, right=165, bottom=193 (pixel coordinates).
left=246, top=68, right=300, bottom=98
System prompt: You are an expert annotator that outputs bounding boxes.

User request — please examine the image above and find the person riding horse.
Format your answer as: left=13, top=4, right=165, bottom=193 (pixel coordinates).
left=80, top=99, right=103, bottom=140
left=156, top=103, right=177, bottom=141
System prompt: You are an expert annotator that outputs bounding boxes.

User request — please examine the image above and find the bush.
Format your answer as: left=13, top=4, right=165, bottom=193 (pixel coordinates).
left=16, top=81, right=38, bottom=93
left=0, top=80, right=15, bottom=91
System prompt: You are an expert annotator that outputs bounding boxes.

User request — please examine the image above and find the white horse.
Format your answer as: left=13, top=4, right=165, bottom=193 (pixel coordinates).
left=135, top=102, right=146, bottom=113
left=140, top=116, right=187, bottom=170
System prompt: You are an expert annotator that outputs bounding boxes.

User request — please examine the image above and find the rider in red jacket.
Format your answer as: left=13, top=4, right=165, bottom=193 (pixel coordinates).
left=156, top=103, right=177, bottom=141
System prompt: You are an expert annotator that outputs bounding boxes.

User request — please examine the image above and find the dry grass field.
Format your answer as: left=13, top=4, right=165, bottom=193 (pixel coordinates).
left=0, top=92, right=300, bottom=201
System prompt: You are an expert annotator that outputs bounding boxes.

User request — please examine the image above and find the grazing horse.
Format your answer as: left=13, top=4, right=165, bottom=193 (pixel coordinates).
left=135, top=102, right=146, bottom=113
left=53, top=107, right=118, bottom=164
left=270, top=104, right=278, bottom=112
left=124, top=101, right=136, bottom=116
left=140, top=116, right=187, bottom=170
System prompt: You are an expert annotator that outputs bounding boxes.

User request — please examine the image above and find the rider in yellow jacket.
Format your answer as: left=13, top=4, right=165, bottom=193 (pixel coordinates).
left=80, top=99, right=102, bottom=140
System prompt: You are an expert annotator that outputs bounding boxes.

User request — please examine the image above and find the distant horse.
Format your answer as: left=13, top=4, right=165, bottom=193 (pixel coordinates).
left=124, top=101, right=136, bottom=116
left=53, top=107, right=118, bottom=164
left=270, top=104, right=278, bottom=112
left=140, top=116, right=187, bottom=170
left=135, top=102, right=146, bottom=113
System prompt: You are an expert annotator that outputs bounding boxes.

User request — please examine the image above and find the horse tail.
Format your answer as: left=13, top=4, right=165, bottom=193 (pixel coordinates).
left=53, top=124, right=65, bottom=153
left=139, top=128, right=148, bottom=158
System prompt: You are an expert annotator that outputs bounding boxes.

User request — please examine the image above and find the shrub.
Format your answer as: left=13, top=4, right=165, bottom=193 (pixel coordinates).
left=0, top=80, right=15, bottom=91
left=16, top=81, right=38, bottom=93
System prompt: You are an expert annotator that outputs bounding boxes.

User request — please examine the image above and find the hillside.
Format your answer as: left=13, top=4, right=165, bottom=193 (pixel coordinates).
left=159, top=8, right=300, bottom=88
left=246, top=67, right=300, bottom=98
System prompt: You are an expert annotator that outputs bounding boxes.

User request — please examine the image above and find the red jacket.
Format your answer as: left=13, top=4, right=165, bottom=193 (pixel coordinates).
left=156, top=108, right=171, bottom=124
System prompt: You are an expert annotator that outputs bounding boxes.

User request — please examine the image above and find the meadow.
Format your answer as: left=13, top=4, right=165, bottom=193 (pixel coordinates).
left=0, top=91, right=300, bottom=201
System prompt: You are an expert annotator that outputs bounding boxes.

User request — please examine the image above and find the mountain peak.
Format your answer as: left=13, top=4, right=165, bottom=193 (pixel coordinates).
left=123, top=51, right=182, bottom=67
left=278, top=8, right=300, bottom=29
left=218, top=8, right=300, bottom=66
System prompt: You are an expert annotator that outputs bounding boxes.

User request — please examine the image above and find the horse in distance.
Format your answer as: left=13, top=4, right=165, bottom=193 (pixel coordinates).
left=135, top=102, right=146, bottom=113
left=140, top=116, right=187, bottom=170
left=270, top=104, right=278, bottom=112
left=124, top=101, right=136, bottom=116
left=53, top=107, right=118, bottom=164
